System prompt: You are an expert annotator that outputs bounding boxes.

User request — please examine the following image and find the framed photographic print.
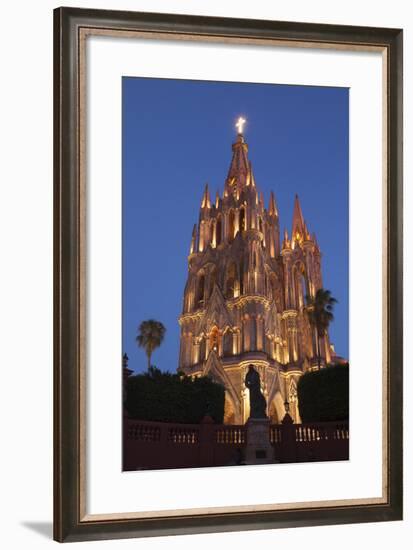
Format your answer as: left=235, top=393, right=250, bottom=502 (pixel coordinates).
left=53, top=6, right=403, bottom=542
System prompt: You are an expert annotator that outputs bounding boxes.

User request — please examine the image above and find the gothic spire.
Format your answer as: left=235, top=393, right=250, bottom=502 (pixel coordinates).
left=291, top=194, right=306, bottom=241
left=201, top=183, right=211, bottom=209
left=190, top=224, right=197, bottom=254
left=268, top=191, right=278, bottom=217
left=226, top=132, right=250, bottom=190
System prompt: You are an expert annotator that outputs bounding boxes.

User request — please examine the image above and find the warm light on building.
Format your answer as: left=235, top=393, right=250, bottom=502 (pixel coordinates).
left=178, top=123, right=331, bottom=424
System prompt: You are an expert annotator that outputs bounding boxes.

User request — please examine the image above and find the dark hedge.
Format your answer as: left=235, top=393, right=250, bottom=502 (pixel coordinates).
left=125, top=368, right=225, bottom=424
left=297, top=364, right=349, bottom=422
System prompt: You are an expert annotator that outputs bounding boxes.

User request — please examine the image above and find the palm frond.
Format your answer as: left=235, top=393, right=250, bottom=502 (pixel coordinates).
left=135, top=319, right=166, bottom=368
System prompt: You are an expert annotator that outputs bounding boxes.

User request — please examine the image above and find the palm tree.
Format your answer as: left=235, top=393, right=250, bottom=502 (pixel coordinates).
left=306, top=289, right=337, bottom=370
left=136, top=320, right=166, bottom=370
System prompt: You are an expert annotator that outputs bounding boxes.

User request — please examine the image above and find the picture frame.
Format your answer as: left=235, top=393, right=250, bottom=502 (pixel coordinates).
left=53, top=6, right=403, bottom=542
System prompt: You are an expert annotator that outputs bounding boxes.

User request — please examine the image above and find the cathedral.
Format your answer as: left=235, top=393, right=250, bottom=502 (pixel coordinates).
left=178, top=119, right=334, bottom=425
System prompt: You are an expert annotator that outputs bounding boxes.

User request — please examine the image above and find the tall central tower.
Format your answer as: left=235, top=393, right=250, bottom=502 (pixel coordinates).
left=178, top=122, right=332, bottom=424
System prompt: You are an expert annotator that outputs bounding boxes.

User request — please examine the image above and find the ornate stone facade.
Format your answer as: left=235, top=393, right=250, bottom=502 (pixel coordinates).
left=178, top=130, right=332, bottom=424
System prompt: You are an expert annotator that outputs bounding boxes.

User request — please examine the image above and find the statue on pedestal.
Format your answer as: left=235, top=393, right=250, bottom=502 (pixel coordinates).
left=245, top=365, right=267, bottom=419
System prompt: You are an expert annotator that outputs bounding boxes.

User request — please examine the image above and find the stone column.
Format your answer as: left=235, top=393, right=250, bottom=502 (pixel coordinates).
left=256, top=317, right=264, bottom=351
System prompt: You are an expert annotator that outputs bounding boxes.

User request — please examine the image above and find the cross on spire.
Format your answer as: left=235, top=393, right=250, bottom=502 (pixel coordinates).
left=235, top=116, right=246, bottom=134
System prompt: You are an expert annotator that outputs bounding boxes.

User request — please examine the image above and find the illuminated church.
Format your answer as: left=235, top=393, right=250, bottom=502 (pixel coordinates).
left=178, top=119, right=333, bottom=424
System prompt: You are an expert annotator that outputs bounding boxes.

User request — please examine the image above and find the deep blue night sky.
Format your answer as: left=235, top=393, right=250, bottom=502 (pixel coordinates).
left=122, top=77, right=349, bottom=374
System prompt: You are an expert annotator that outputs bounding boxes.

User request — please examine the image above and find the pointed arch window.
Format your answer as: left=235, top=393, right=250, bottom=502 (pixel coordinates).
left=270, top=273, right=279, bottom=306
left=252, top=245, right=259, bottom=270
left=302, top=275, right=307, bottom=303
left=216, top=215, right=222, bottom=246
left=265, top=335, right=272, bottom=357
left=223, top=329, right=232, bottom=357
left=211, top=220, right=216, bottom=248
left=294, top=263, right=307, bottom=309
left=196, top=273, right=205, bottom=309
left=225, top=262, right=238, bottom=298
left=239, top=207, right=246, bottom=232
left=208, top=267, right=217, bottom=299
left=228, top=210, right=235, bottom=242
left=199, top=337, right=206, bottom=362
left=239, top=258, right=244, bottom=295
left=250, top=318, right=257, bottom=351
left=262, top=222, right=267, bottom=248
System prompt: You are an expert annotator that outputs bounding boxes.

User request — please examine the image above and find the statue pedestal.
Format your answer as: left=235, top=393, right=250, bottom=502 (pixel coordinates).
left=245, top=417, right=273, bottom=465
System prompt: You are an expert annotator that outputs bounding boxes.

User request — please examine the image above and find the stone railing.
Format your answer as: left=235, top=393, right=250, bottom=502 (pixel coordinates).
left=216, top=426, right=246, bottom=444
left=295, top=422, right=349, bottom=442
left=123, top=416, right=348, bottom=470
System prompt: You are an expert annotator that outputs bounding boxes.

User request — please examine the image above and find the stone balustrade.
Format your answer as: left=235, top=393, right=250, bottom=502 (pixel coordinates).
left=123, top=416, right=349, bottom=470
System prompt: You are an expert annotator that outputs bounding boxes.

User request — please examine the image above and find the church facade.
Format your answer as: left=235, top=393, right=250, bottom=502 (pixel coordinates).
left=178, top=125, right=333, bottom=425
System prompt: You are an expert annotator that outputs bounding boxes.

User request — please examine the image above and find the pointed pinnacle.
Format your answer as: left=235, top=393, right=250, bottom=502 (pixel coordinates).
left=269, top=191, right=278, bottom=217
left=201, top=183, right=211, bottom=208
left=248, top=161, right=254, bottom=185
left=282, top=228, right=291, bottom=250
left=190, top=224, right=197, bottom=254
left=292, top=194, right=305, bottom=236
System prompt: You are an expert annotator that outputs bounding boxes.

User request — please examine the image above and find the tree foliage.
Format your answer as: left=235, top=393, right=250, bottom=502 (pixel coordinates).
left=136, top=320, right=166, bottom=370
left=306, top=289, right=337, bottom=369
left=297, top=363, right=349, bottom=422
left=124, top=368, right=225, bottom=424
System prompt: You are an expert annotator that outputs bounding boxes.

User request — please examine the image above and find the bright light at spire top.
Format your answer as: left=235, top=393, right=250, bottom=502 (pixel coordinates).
left=235, top=116, right=246, bottom=134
